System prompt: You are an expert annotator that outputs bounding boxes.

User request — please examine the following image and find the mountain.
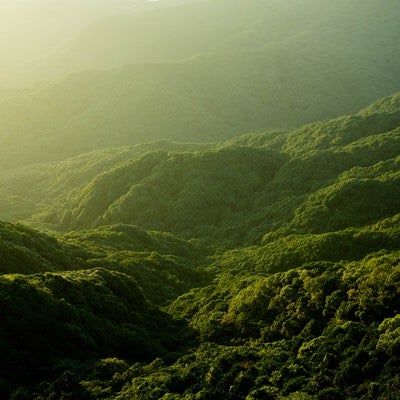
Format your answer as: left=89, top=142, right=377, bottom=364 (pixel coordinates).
left=0, top=141, right=209, bottom=220
left=2, top=92, right=400, bottom=399
left=1, top=0, right=400, bottom=170
left=3, top=92, right=397, bottom=247
left=5, top=0, right=400, bottom=85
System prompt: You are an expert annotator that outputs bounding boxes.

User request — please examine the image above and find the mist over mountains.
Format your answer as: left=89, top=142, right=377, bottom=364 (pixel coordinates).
left=1, top=1, right=400, bottom=399
left=1, top=0, right=400, bottom=171
left=0, top=0, right=187, bottom=67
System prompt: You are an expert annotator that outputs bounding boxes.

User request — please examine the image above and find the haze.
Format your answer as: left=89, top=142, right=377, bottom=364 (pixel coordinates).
left=1, top=1, right=400, bottom=398
left=0, top=0, right=174, bottom=76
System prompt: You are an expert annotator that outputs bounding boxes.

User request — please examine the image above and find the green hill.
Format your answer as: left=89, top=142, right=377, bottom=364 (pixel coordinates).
left=5, top=92, right=396, bottom=248
left=0, top=220, right=87, bottom=274
left=0, top=141, right=209, bottom=221
left=1, top=83, right=400, bottom=399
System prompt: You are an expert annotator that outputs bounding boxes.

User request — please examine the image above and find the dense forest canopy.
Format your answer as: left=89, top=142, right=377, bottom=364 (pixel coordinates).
left=1, top=1, right=400, bottom=399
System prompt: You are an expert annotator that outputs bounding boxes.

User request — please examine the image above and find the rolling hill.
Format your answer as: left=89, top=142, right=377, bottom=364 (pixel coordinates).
left=2, top=92, right=398, bottom=247
left=1, top=91, right=400, bottom=399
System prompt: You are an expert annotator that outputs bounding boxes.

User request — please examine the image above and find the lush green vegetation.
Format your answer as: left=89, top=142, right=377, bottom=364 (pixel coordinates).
left=3, top=92, right=397, bottom=248
left=0, top=142, right=209, bottom=221
left=1, top=90, right=400, bottom=399
left=0, top=268, right=194, bottom=398
left=1, top=1, right=400, bottom=398
left=0, top=221, right=86, bottom=274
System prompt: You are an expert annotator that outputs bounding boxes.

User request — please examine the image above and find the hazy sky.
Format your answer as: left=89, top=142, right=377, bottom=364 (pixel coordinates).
left=0, top=0, right=162, bottom=69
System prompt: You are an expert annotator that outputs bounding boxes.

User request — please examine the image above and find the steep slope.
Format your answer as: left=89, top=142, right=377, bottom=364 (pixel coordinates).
left=0, top=141, right=209, bottom=221
left=10, top=92, right=397, bottom=247
left=32, top=146, right=287, bottom=244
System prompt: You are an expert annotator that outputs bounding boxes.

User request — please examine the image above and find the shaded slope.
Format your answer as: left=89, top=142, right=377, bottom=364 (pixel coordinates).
left=0, top=221, right=86, bottom=274
left=0, top=219, right=211, bottom=305
left=62, top=224, right=211, bottom=305
left=0, top=268, right=193, bottom=395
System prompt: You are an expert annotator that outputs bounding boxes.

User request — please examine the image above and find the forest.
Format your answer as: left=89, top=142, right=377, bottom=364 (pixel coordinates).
left=1, top=1, right=400, bottom=399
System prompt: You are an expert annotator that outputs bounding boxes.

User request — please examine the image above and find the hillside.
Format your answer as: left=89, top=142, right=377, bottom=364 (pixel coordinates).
left=0, top=141, right=209, bottom=221
left=0, top=220, right=86, bottom=274
left=0, top=268, right=194, bottom=396
left=1, top=0, right=400, bottom=170
left=3, top=92, right=397, bottom=247
left=2, top=91, right=400, bottom=399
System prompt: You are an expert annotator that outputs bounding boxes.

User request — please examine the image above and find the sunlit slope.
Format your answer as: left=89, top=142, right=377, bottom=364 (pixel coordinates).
left=1, top=0, right=400, bottom=169
left=3, top=92, right=395, bottom=246
left=157, top=250, right=400, bottom=400
left=0, top=141, right=209, bottom=220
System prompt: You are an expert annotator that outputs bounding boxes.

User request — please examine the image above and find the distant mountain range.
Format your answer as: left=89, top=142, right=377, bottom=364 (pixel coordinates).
left=0, top=0, right=399, bottom=171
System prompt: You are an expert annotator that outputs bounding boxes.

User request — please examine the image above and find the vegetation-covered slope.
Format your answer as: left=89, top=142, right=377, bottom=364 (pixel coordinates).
left=0, top=141, right=209, bottom=220
left=0, top=268, right=194, bottom=397
left=0, top=220, right=86, bottom=274
left=1, top=90, right=400, bottom=399
left=5, top=92, right=396, bottom=248
left=45, top=146, right=286, bottom=241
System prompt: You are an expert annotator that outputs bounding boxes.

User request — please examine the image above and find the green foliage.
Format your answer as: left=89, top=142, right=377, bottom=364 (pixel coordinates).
left=0, top=269, right=193, bottom=395
left=0, top=221, right=87, bottom=274
left=32, top=146, right=287, bottom=246
left=0, top=142, right=208, bottom=222
left=292, top=158, right=400, bottom=232
left=2, top=85, right=400, bottom=400
left=2, top=92, right=398, bottom=249
left=18, top=251, right=400, bottom=399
